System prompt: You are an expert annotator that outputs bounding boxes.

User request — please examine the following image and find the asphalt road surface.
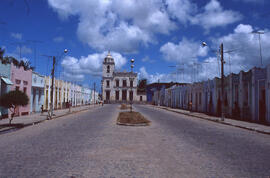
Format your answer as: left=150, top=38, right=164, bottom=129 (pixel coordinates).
left=0, top=104, right=269, bottom=178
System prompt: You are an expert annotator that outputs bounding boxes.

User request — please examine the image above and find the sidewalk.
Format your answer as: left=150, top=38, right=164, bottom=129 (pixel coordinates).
left=153, top=105, right=270, bottom=135
left=0, top=104, right=101, bottom=133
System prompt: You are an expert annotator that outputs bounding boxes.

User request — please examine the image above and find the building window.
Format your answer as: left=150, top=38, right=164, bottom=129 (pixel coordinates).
left=107, top=65, right=110, bottom=73
left=23, top=87, right=27, bottom=93
left=130, top=80, right=133, bottom=87
left=15, top=79, right=21, bottom=84
left=123, top=80, right=127, bottom=87
left=16, top=86, right=20, bottom=91
left=106, top=80, right=110, bottom=87
left=116, top=80, right=119, bottom=87
left=116, top=91, right=119, bottom=100
left=23, top=81, right=28, bottom=85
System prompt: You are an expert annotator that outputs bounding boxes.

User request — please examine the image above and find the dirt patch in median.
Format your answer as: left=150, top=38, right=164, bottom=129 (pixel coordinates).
left=117, top=111, right=150, bottom=126
left=120, top=104, right=130, bottom=110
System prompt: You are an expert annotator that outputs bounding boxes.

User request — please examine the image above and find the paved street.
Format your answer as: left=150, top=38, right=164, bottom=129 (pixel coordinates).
left=0, top=104, right=270, bottom=177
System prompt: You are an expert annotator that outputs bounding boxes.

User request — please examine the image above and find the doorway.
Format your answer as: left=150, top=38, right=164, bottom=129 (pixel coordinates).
left=122, top=90, right=127, bottom=101
left=259, top=88, right=266, bottom=123
left=129, top=91, right=133, bottom=101
left=106, top=90, right=110, bottom=101
left=32, top=88, right=36, bottom=112
left=115, top=91, right=119, bottom=100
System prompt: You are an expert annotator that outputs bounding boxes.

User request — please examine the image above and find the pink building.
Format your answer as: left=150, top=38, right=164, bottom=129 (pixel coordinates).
left=10, top=63, right=32, bottom=116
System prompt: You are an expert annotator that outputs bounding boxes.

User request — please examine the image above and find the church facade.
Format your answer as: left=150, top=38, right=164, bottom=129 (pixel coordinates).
left=101, top=52, right=146, bottom=103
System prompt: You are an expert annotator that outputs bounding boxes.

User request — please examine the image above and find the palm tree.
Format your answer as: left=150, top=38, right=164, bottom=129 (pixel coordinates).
left=0, top=47, right=5, bottom=60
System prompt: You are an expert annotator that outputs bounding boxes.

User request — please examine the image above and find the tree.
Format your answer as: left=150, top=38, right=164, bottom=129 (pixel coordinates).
left=137, top=79, right=147, bottom=93
left=0, top=90, right=29, bottom=124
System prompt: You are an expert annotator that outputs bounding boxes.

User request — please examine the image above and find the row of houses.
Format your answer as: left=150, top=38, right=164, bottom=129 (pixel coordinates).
left=0, top=60, right=99, bottom=119
left=148, top=65, right=270, bottom=125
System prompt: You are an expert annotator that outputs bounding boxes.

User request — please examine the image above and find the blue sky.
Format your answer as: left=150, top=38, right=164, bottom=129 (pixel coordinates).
left=0, top=0, right=270, bottom=90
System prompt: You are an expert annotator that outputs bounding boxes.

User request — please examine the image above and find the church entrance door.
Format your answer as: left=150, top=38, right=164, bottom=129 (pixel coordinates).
left=122, top=90, right=127, bottom=101
left=106, top=90, right=110, bottom=101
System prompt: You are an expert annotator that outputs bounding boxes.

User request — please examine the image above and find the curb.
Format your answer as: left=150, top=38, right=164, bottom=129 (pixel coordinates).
left=0, top=106, right=98, bottom=134
left=116, top=122, right=150, bottom=126
left=0, top=126, right=16, bottom=134
left=156, top=106, right=270, bottom=135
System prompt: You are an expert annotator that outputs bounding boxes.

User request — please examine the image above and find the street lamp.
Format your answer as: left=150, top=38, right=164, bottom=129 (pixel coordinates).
left=251, top=30, right=264, bottom=67
left=47, top=49, right=68, bottom=119
left=130, top=59, right=135, bottom=112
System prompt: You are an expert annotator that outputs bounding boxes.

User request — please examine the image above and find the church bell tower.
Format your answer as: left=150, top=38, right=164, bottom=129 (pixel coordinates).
left=103, top=51, right=115, bottom=78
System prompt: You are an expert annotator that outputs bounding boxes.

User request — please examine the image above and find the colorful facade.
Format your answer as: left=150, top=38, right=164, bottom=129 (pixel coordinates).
left=31, top=72, right=45, bottom=113
left=0, top=62, right=12, bottom=118
left=157, top=65, right=270, bottom=125
left=10, top=63, right=32, bottom=116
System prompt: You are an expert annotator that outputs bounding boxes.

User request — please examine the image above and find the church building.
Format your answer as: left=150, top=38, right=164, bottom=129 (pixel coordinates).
left=101, top=52, right=145, bottom=103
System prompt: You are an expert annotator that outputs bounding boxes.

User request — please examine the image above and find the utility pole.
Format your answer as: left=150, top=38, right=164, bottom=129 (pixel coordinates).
left=201, top=41, right=233, bottom=121
left=220, top=43, right=225, bottom=121
left=94, top=82, right=96, bottom=106
left=42, top=49, right=68, bottom=119
left=49, top=56, right=56, bottom=119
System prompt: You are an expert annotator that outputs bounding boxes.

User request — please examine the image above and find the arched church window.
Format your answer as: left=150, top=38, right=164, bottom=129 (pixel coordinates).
left=107, top=65, right=110, bottom=73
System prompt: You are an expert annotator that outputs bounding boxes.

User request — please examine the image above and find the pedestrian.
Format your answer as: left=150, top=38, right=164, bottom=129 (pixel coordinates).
left=189, top=101, right=192, bottom=112
left=68, top=101, right=71, bottom=112
left=41, top=105, right=44, bottom=115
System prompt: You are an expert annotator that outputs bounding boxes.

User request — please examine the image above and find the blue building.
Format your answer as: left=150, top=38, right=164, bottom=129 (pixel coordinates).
left=0, top=62, right=13, bottom=118
left=30, top=72, right=45, bottom=113
left=146, top=82, right=182, bottom=104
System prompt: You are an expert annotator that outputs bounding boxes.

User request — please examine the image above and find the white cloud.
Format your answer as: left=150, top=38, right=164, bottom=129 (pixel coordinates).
left=15, top=45, right=32, bottom=54
left=48, top=0, right=175, bottom=53
left=165, top=0, right=197, bottom=24
left=62, top=71, right=85, bottom=82
left=61, top=51, right=127, bottom=81
left=48, top=0, right=243, bottom=52
left=160, top=38, right=208, bottom=63
left=234, top=24, right=253, bottom=33
left=190, top=0, right=242, bottom=30
left=10, top=33, right=22, bottom=40
left=139, top=66, right=176, bottom=83
left=141, top=56, right=155, bottom=63
left=139, top=66, right=197, bottom=83
left=158, top=24, right=270, bottom=83
left=53, top=36, right=64, bottom=42
left=212, top=24, right=270, bottom=73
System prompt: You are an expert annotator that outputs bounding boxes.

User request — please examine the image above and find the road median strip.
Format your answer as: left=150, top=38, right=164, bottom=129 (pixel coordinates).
left=116, top=111, right=150, bottom=126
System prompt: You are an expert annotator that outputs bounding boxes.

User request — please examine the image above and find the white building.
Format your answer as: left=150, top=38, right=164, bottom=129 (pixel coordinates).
left=101, top=52, right=145, bottom=103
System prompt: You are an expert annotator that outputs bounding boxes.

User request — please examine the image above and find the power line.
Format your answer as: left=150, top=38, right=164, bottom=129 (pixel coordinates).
left=9, top=41, right=29, bottom=60
left=27, top=40, right=43, bottom=68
